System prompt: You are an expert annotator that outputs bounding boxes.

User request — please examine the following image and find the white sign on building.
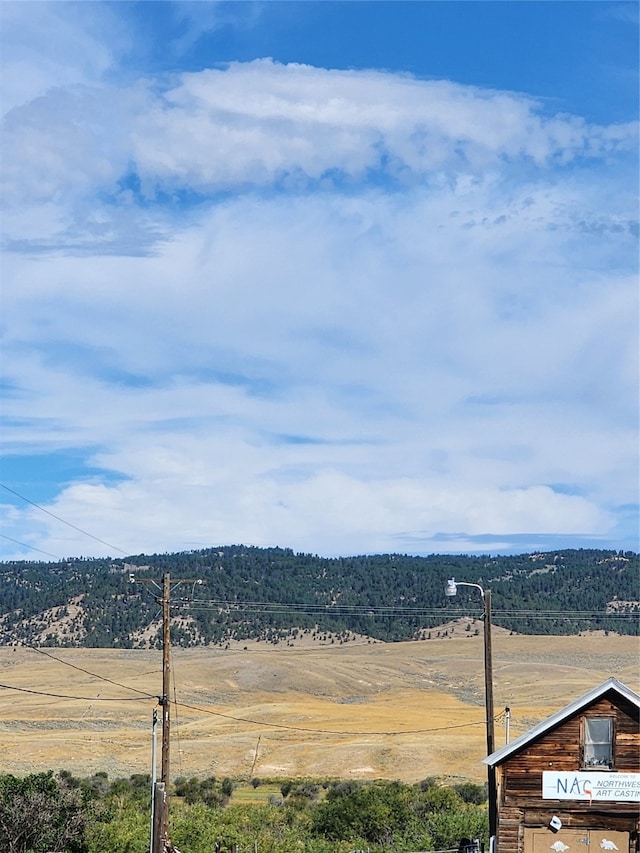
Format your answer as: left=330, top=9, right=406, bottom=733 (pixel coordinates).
left=542, top=772, right=640, bottom=802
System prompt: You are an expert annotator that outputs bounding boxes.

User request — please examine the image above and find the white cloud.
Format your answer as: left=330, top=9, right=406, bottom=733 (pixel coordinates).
left=3, top=59, right=637, bottom=246
left=0, top=2, right=127, bottom=114
left=2, top=204, right=634, bottom=559
left=1, top=436, right=615, bottom=560
left=129, top=61, right=637, bottom=191
left=1, top=35, right=637, bottom=560
left=168, top=1, right=263, bottom=55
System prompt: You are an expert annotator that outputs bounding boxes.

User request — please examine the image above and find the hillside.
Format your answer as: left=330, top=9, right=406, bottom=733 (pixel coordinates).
left=0, top=547, right=637, bottom=648
left=0, top=634, right=637, bottom=783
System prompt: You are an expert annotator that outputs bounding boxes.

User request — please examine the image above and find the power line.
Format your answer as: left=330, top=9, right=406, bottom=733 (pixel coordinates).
left=0, top=534, right=62, bottom=561
left=0, top=667, right=616, bottom=740
left=0, top=483, right=130, bottom=556
left=27, top=645, right=157, bottom=699
left=0, top=682, right=153, bottom=702
left=0, top=672, right=502, bottom=736
left=169, top=695, right=499, bottom=737
left=171, top=650, right=183, bottom=778
left=181, top=598, right=638, bottom=620
left=184, top=596, right=638, bottom=615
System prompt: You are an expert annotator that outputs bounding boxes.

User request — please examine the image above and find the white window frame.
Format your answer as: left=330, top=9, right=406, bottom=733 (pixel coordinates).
left=581, top=716, right=614, bottom=769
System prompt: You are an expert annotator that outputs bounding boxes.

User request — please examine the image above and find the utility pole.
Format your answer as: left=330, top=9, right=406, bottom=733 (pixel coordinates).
left=483, top=588, right=497, bottom=840
left=161, top=572, right=171, bottom=788
left=130, top=571, right=201, bottom=853
left=154, top=571, right=171, bottom=853
left=131, top=571, right=203, bottom=853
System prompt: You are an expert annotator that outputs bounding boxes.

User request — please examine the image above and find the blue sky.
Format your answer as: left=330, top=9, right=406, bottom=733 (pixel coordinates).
left=1, top=1, right=638, bottom=561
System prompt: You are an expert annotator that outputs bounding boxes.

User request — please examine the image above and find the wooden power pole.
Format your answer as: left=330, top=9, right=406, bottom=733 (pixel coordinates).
left=161, top=572, right=171, bottom=787
left=154, top=572, right=171, bottom=852
left=144, top=571, right=201, bottom=853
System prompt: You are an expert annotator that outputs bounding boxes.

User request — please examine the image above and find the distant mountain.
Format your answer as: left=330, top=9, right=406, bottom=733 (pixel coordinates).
left=0, top=547, right=637, bottom=647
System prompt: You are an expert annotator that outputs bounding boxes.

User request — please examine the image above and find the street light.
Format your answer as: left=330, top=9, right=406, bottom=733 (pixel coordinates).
left=445, top=578, right=497, bottom=841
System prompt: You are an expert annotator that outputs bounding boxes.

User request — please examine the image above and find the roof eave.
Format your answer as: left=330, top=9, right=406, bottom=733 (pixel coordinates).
left=484, top=677, right=640, bottom=767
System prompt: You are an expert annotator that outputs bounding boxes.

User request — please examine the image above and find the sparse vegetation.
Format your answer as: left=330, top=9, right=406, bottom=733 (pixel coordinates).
left=1, top=633, right=637, bottom=784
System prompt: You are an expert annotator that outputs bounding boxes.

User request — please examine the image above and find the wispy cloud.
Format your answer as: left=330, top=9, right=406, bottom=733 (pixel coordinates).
left=1, top=3, right=637, bottom=559
left=0, top=2, right=128, bottom=112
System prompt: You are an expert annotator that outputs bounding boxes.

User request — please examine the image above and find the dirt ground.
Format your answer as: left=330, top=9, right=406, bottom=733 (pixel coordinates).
left=0, top=632, right=637, bottom=784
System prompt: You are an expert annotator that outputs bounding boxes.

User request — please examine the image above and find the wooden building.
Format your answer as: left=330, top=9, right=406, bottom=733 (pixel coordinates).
left=484, top=678, right=639, bottom=853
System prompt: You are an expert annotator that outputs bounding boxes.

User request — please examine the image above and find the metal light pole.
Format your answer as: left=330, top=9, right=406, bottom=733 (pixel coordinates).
left=149, top=708, right=158, bottom=853
left=445, top=578, right=497, bottom=840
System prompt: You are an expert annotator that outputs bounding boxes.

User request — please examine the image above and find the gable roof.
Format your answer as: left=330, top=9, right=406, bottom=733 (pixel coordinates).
left=484, top=677, right=640, bottom=768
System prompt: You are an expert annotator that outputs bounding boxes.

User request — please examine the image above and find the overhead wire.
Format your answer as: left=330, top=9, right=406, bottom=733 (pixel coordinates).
left=184, top=595, right=636, bottom=614
left=0, top=486, right=635, bottom=626
left=0, top=664, right=501, bottom=737
left=181, top=598, right=637, bottom=622
left=0, top=534, right=63, bottom=561
left=0, top=683, right=153, bottom=702
left=171, top=648, right=183, bottom=777
left=26, top=645, right=157, bottom=699
left=168, top=695, right=500, bottom=737
left=3, top=631, right=509, bottom=736
left=0, top=482, right=130, bottom=556
left=0, top=495, right=632, bottom=748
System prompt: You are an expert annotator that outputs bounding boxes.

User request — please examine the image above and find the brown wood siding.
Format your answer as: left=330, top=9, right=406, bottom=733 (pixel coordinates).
left=523, top=811, right=638, bottom=831
left=500, top=697, right=639, bottom=807
left=497, top=805, right=522, bottom=853
left=495, top=692, right=640, bottom=852
left=615, top=697, right=640, bottom=768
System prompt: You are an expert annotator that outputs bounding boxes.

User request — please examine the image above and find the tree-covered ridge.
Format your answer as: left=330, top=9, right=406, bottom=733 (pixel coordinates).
left=0, top=547, right=637, bottom=647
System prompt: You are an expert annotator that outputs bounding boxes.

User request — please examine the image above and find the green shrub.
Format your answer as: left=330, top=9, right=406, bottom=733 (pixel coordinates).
left=453, top=782, right=488, bottom=805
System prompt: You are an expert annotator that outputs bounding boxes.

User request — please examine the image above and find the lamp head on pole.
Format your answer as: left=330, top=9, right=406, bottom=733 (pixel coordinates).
left=445, top=578, right=457, bottom=597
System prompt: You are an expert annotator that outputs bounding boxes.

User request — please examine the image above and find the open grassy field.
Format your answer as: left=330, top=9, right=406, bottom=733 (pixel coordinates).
left=0, top=630, right=637, bottom=785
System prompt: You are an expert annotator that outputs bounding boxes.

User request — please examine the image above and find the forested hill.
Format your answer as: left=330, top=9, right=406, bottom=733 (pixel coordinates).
left=0, top=547, right=637, bottom=648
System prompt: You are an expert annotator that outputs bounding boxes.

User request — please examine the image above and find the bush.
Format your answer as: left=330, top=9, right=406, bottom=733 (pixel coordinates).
left=173, top=776, right=227, bottom=808
left=220, top=777, right=234, bottom=797
left=312, top=780, right=417, bottom=844
left=287, top=783, right=321, bottom=810
left=453, top=782, right=488, bottom=805
left=5, top=770, right=490, bottom=853
left=0, top=771, right=93, bottom=853
left=418, top=776, right=438, bottom=791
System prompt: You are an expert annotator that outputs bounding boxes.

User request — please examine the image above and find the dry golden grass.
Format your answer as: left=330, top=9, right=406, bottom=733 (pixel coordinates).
left=0, top=631, right=637, bottom=785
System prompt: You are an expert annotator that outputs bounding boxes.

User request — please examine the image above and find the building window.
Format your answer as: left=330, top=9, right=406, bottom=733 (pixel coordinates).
left=582, top=717, right=613, bottom=768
